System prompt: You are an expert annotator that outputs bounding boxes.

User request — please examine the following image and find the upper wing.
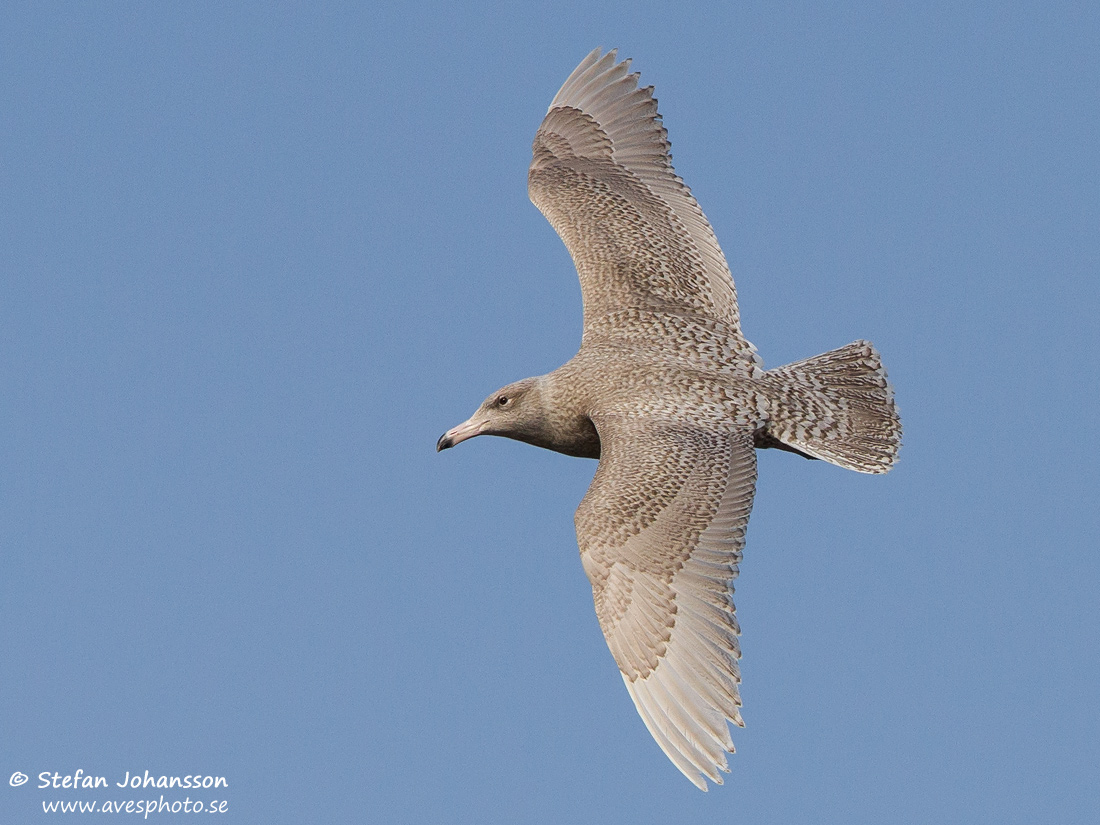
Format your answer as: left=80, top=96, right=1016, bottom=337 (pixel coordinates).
left=575, top=415, right=757, bottom=790
left=529, top=49, right=755, bottom=369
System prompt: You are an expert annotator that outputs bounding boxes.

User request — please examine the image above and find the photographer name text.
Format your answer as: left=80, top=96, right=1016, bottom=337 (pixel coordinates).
left=37, top=770, right=227, bottom=790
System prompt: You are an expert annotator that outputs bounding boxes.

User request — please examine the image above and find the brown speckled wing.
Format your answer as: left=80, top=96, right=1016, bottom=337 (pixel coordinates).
left=575, top=416, right=756, bottom=790
left=528, top=49, right=758, bottom=372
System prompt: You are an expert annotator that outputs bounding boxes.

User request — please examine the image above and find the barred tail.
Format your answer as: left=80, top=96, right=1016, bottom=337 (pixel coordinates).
left=760, top=341, right=901, bottom=474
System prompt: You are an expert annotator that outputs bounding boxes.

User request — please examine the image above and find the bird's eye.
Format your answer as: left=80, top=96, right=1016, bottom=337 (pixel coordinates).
left=497, top=395, right=510, bottom=407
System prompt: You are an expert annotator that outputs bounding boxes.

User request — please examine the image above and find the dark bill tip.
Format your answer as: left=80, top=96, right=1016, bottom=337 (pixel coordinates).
left=436, top=433, right=453, bottom=452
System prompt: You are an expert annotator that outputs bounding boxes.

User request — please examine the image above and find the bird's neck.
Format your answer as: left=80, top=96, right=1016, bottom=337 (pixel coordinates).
left=514, top=371, right=600, bottom=459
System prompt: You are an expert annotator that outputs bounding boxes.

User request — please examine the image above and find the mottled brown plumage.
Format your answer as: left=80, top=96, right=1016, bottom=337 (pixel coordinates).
left=438, top=48, right=902, bottom=790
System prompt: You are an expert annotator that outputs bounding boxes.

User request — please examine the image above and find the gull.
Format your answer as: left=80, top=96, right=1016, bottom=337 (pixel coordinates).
left=438, top=48, right=901, bottom=790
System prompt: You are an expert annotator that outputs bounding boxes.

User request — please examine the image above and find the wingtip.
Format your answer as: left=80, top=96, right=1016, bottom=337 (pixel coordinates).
left=550, top=47, right=637, bottom=111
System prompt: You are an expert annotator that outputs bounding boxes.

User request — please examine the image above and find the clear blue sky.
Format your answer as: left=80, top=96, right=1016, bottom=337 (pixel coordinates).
left=3, top=2, right=1098, bottom=823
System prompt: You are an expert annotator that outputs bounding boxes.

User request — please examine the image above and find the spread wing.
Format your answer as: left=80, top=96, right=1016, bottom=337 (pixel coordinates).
left=575, top=416, right=757, bottom=790
left=528, top=49, right=757, bottom=372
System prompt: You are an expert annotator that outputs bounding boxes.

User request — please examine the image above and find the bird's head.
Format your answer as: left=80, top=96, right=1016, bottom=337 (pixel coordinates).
left=436, top=377, right=546, bottom=451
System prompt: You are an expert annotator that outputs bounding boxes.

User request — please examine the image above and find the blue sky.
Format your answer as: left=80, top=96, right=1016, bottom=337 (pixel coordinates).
left=2, top=2, right=1098, bottom=822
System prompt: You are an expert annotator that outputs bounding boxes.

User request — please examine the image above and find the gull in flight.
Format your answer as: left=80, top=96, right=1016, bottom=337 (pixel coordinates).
left=438, top=48, right=901, bottom=790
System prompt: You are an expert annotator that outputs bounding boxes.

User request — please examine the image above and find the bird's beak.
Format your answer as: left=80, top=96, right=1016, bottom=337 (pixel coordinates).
left=436, top=418, right=486, bottom=451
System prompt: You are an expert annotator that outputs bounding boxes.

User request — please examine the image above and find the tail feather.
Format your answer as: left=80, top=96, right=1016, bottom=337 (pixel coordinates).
left=760, top=341, right=901, bottom=474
